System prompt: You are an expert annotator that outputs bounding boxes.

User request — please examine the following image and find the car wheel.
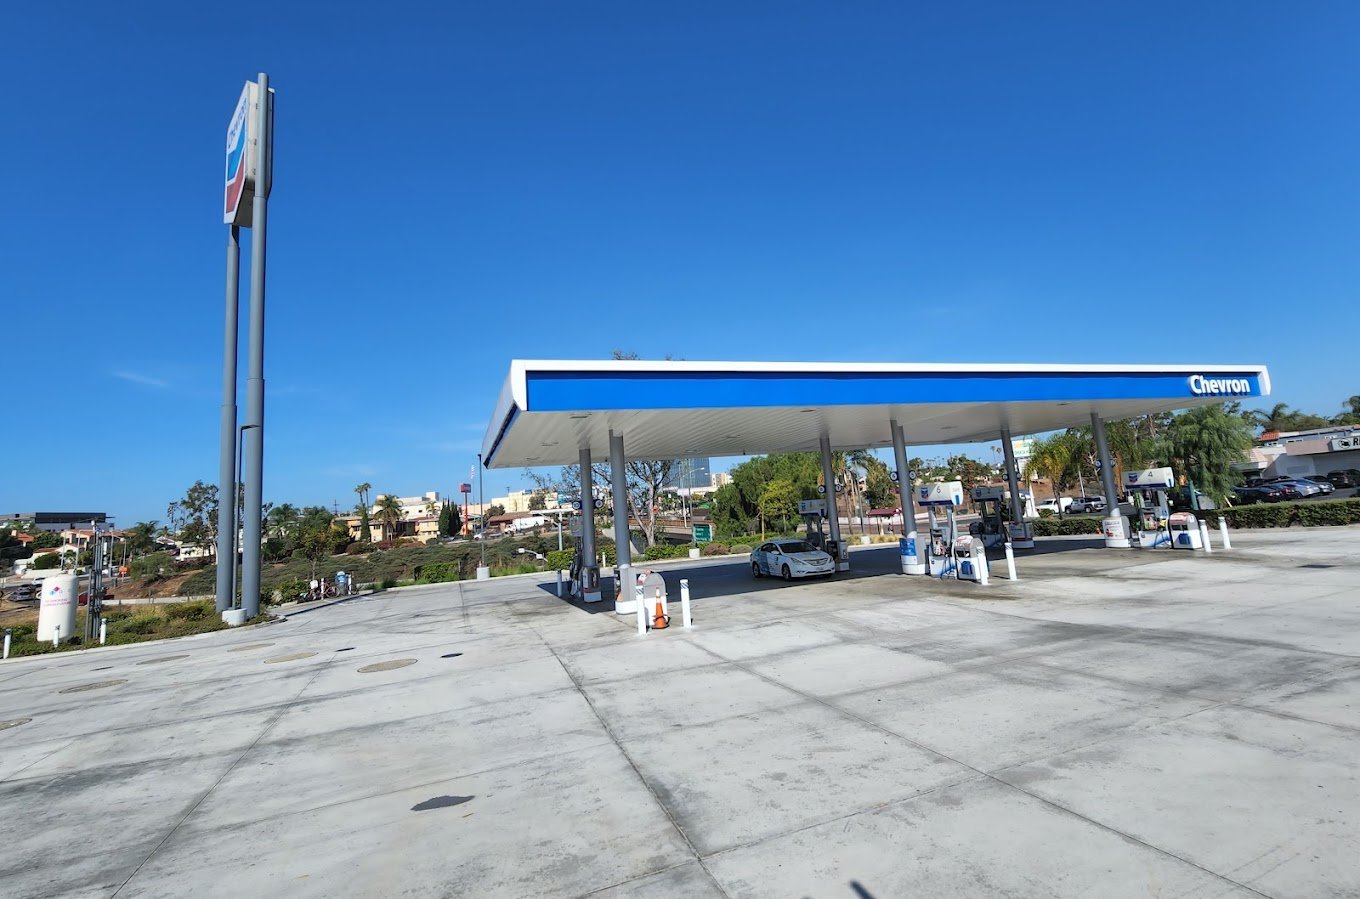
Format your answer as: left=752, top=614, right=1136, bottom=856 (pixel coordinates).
left=781, top=564, right=792, bottom=581
left=752, top=561, right=762, bottom=578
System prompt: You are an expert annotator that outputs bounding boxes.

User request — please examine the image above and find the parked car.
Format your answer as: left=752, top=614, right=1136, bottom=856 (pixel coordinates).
left=1322, top=470, right=1359, bottom=488
left=1293, top=477, right=1335, bottom=495
left=1035, top=498, right=1074, bottom=515
left=751, top=539, right=835, bottom=580
left=1326, top=469, right=1360, bottom=488
left=1262, top=477, right=1323, bottom=497
left=1231, top=484, right=1299, bottom=504
left=1068, top=496, right=1106, bottom=514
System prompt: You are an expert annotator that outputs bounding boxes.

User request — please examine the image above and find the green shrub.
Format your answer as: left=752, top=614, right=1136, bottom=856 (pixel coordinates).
left=380, top=577, right=398, bottom=590
left=702, top=542, right=731, bottom=556
left=179, top=567, right=217, bottom=596
left=641, top=544, right=687, bottom=561
left=165, top=599, right=213, bottom=621
left=546, top=549, right=573, bottom=570
left=1199, top=498, right=1360, bottom=529
left=729, top=543, right=752, bottom=554
left=1032, top=517, right=1104, bottom=537
left=415, top=562, right=460, bottom=584
left=1037, top=509, right=1055, bottom=519
left=110, top=612, right=164, bottom=635
left=345, top=542, right=368, bottom=555
left=29, top=553, right=61, bottom=570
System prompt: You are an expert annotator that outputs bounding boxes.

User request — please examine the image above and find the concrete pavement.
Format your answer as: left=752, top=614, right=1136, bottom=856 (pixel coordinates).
left=1, top=526, right=1357, bottom=897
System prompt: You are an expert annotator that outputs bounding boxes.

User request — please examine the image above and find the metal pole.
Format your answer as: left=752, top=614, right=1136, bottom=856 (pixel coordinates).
left=1091, top=413, right=1129, bottom=549
left=891, top=422, right=924, bottom=574
left=1000, top=428, right=1024, bottom=526
left=215, top=225, right=240, bottom=613
left=609, top=431, right=631, bottom=573
left=240, top=73, right=272, bottom=619
left=579, top=447, right=597, bottom=586
left=819, top=436, right=844, bottom=569
left=477, top=453, right=488, bottom=578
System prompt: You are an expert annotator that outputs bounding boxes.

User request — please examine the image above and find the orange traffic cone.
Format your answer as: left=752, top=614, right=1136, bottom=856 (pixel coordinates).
left=652, top=595, right=669, bottom=630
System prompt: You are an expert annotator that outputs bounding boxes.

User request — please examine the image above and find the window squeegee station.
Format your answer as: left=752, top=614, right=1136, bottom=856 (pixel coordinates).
left=482, top=360, right=1270, bottom=598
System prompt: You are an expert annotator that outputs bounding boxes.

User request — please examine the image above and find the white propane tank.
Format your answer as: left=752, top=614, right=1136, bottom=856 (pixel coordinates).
left=37, top=573, right=79, bottom=644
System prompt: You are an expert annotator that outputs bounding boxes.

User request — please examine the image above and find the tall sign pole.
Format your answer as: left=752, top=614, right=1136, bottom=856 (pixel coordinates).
left=215, top=224, right=240, bottom=612
left=240, top=73, right=274, bottom=619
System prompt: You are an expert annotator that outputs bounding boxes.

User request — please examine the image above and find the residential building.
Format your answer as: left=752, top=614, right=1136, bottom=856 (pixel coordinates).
left=1, top=512, right=113, bottom=533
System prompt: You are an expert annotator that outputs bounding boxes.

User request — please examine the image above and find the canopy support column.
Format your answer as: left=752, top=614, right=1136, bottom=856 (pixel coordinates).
left=1091, top=413, right=1130, bottom=549
left=819, top=436, right=849, bottom=572
left=891, top=420, right=925, bottom=575
left=609, top=431, right=635, bottom=614
left=1000, top=428, right=1034, bottom=549
left=579, top=447, right=602, bottom=601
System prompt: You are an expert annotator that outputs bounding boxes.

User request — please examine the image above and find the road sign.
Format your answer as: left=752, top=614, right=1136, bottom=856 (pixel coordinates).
left=817, top=484, right=826, bottom=494
left=593, top=498, right=604, bottom=510
left=692, top=523, right=712, bottom=544
left=890, top=471, right=898, bottom=482
left=571, top=499, right=583, bottom=511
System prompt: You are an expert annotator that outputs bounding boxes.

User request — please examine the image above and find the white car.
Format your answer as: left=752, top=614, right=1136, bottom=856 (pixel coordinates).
left=1036, top=497, right=1073, bottom=515
left=751, top=539, right=835, bottom=580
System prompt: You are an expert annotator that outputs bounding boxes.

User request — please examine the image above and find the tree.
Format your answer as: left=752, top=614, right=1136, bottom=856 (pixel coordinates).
left=124, top=521, right=159, bottom=557
left=168, top=481, right=220, bottom=561
left=946, top=454, right=993, bottom=499
left=757, top=479, right=798, bottom=538
left=1023, top=433, right=1080, bottom=516
left=437, top=502, right=461, bottom=538
left=266, top=504, right=301, bottom=540
left=1167, top=404, right=1254, bottom=506
left=374, top=494, right=404, bottom=545
left=1332, top=395, right=1360, bottom=426
left=528, top=491, right=547, bottom=511
left=354, top=483, right=373, bottom=544
left=1248, top=403, right=1329, bottom=435
left=711, top=483, right=750, bottom=538
left=30, top=552, right=61, bottom=570
left=30, top=529, right=62, bottom=550
left=484, top=503, right=506, bottom=518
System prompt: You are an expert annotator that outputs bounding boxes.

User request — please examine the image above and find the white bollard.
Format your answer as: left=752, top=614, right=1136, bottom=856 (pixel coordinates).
left=1004, top=542, right=1018, bottom=581
left=53, top=624, right=61, bottom=649
left=1199, top=520, right=1213, bottom=554
left=2, top=629, right=10, bottom=660
left=556, top=569, right=564, bottom=598
left=635, top=582, right=647, bottom=636
left=1218, top=517, right=1232, bottom=550
left=99, top=618, right=107, bottom=646
left=680, top=579, right=692, bottom=628
left=978, top=555, right=989, bottom=587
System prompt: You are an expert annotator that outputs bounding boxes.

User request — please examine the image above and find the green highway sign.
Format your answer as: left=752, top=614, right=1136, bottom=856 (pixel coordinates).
left=692, top=523, right=712, bottom=544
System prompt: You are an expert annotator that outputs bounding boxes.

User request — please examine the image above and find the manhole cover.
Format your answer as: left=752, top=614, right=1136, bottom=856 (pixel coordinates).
left=229, top=643, right=274, bottom=652
left=60, top=679, right=127, bottom=694
left=358, top=659, right=417, bottom=674
left=264, top=652, right=318, bottom=664
left=0, top=718, right=32, bottom=731
left=137, top=655, right=189, bottom=665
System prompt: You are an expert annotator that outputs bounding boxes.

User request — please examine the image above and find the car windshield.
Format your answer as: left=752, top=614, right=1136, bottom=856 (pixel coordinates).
left=777, top=541, right=817, bottom=554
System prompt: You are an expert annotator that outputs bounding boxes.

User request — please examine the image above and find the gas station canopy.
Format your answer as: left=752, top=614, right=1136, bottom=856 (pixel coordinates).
left=482, top=360, right=1271, bottom=468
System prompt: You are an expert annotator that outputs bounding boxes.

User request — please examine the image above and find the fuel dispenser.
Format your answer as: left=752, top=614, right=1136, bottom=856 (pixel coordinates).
left=916, top=481, right=964, bottom=579
left=800, top=498, right=847, bottom=571
left=969, top=486, right=1007, bottom=548
left=1125, top=468, right=1174, bottom=550
left=1168, top=512, right=1203, bottom=550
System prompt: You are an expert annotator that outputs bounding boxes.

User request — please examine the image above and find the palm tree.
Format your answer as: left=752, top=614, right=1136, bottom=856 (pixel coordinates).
left=1168, top=405, right=1255, bottom=505
left=1248, top=403, right=1295, bottom=435
left=1023, top=433, right=1079, bottom=516
left=354, top=483, right=371, bottom=510
left=266, top=503, right=300, bottom=540
left=374, top=494, right=404, bottom=545
left=354, top=482, right=373, bottom=544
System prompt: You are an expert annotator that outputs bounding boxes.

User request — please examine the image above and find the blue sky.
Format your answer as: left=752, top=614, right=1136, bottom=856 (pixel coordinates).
left=3, top=1, right=1357, bottom=526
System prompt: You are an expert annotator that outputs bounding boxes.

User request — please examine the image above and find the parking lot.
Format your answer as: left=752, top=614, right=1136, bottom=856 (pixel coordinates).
left=1, top=527, right=1358, bottom=897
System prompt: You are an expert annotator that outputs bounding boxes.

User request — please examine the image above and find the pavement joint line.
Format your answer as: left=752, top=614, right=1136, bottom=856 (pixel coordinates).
left=572, top=859, right=727, bottom=899
left=530, top=620, right=731, bottom=899
left=0, top=739, right=74, bottom=786
left=109, top=647, right=343, bottom=898
left=687, top=639, right=1274, bottom=898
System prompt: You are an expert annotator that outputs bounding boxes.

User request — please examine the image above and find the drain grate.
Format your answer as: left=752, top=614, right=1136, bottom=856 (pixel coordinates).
left=358, top=659, right=417, bottom=673
left=264, top=652, right=318, bottom=664
left=60, top=679, right=127, bottom=694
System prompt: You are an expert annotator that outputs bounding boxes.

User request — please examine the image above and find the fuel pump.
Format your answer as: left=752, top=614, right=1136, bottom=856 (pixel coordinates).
left=917, top=481, right=964, bottom=578
left=1124, top=468, right=1174, bottom=549
left=798, top=499, right=828, bottom=550
left=969, top=486, right=1007, bottom=548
